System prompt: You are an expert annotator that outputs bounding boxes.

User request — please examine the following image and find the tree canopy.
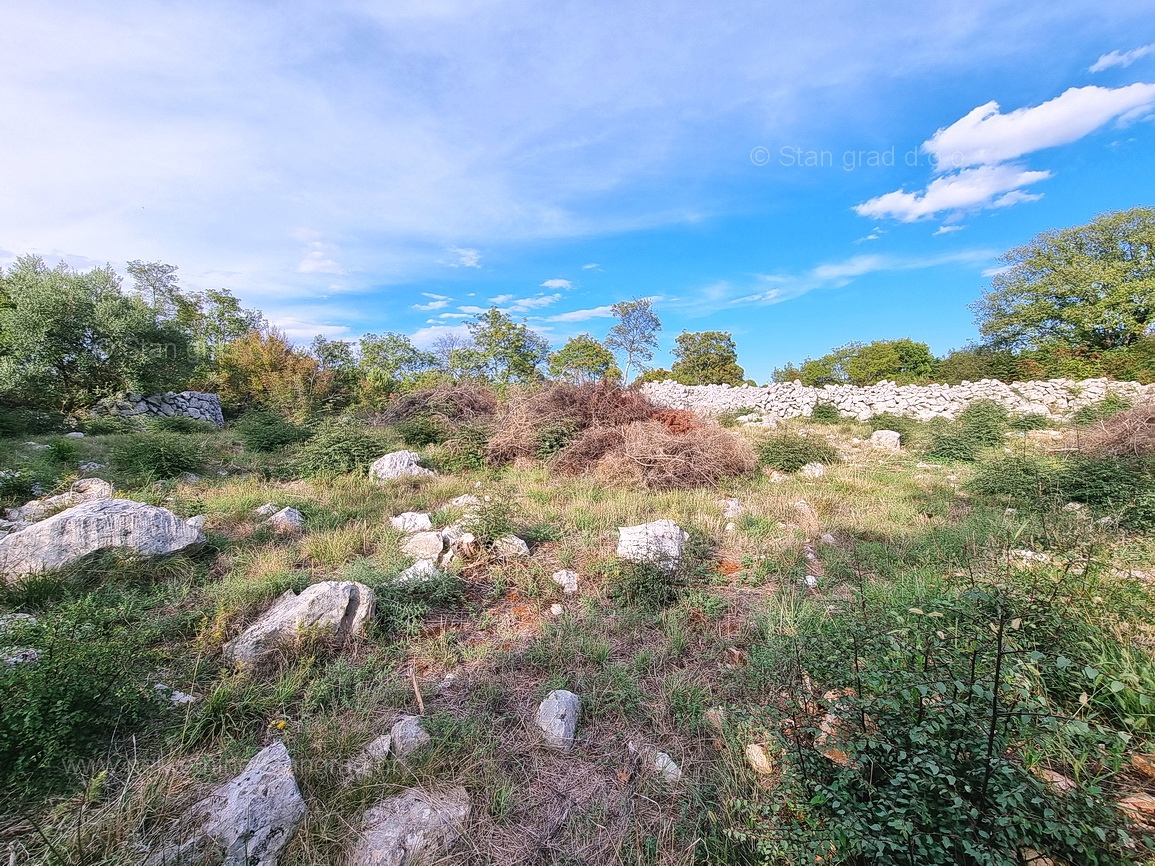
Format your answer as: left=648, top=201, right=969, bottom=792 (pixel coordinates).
left=671, top=330, right=746, bottom=385
left=605, top=298, right=661, bottom=382
left=973, top=207, right=1155, bottom=351
left=467, top=308, right=550, bottom=385
left=548, top=334, right=621, bottom=383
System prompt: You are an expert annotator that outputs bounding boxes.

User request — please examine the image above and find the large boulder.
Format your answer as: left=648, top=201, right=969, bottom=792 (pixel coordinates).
left=4, top=477, right=115, bottom=525
left=347, top=787, right=470, bottom=866
left=146, top=742, right=306, bottom=866
left=0, top=498, right=204, bottom=581
left=369, top=451, right=436, bottom=482
left=224, top=581, right=375, bottom=666
left=616, top=520, right=688, bottom=572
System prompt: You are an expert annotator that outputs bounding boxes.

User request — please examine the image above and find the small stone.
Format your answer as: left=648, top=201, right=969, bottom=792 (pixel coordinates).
left=369, top=450, right=436, bottom=481
left=65, top=431, right=85, bottom=438
left=345, top=735, right=392, bottom=781
left=402, top=531, right=446, bottom=561
left=390, top=512, right=432, bottom=533
left=868, top=430, right=901, bottom=452
left=651, top=750, right=682, bottom=782
left=799, top=462, right=825, bottom=478
left=187, top=515, right=206, bottom=529
left=724, top=521, right=737, bottom=532
left=718, top=498, right=744, bottom=518
left=819, top=533, right=837, bottom=546
left=617, top=520, right=688, bottom=571
left=254, top=502, right=280, bottom=518
left=536, top=689, right=580, bottom=751
left=704, top=707, right=726, bottom=733
left=1132, top=753, right=1155, bottom=779
left=1119, top=792, right=1155, bottom=824
left=396, top=560, right=443, bottom=583
left=79, top=462, right=105, bottom=472
left=348, top=787, right=470, bottom=866
left=390, top=715, right=431, bottom=759
left=550, top=603, right=564, bottom=616
left=745, top=743, right=776, bottom=775
left=551, top=570, right=579, bottom=594
left=267, top=507, right=304, bottom=534
left=448, top=494, right=481, bottom=508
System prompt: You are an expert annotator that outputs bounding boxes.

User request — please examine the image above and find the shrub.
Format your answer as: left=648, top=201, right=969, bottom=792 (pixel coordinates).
left=295, top=420, right=383, bottom=475
left=1056, top=455, right=1152, bottom=510
left=926, top=428, right=980, bottom=462
left=1008, top=412, right=1051, bottom=431
left=756, top=431, right=839, bottom=473
left=145, top=415, right=218, bottom=435
left=606, top=531, right=712, bottom=608
left=0, top=596, right=163, bottom=795
left=967, top=453, right=1062, bottom=505
left=234, top=409, right=310, bottom=452
left=0, top=408, right=67, bottom=439
left=1078, top=402, right=1155, bottom=458
left=394, top=415, right=448, bottom=447
left=440, top=424, right=491, bottom=473
left=1073, top=393, right=1133, bottom=426
left=809, top=403, right=841, bottom=424
left=533, top=420, right=579, bottom=460
left=867, top=412, right=917, bottom=441
left=81, top=416, right=135, bottom=435
left=463, top=496, right=520, bottom=544
left=110, top=432, right=205, bottom=479
left=45, top=437, right=80, bottom=464
left=957, top=398, right=1009, bottom=446
left=377, top=384, right=497, bottom=424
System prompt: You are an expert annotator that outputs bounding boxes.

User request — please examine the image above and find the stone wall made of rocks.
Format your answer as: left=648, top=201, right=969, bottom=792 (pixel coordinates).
left=642, top=378, right=1155, bottom=422
left=92, top=391, right=225, bottom=428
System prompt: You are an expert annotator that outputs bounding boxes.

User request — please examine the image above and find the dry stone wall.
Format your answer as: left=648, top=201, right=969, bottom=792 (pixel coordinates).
left=642, top=378, right=1154, bottom=422
left=92, top=391, right=225, bottom=428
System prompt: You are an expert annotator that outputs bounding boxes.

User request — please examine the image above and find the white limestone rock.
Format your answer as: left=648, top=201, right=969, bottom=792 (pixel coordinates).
left=401, top=532, right=445, bottom=561
left=492, top=534, right=530, bottom=559
left=145, top=742, right=306, bottom=866
left=616, top=520, right=688, bottom=572
left=718, top=498, right=744, bottom=519
left=223, top=581, right=375, bottom=666
left=267, top=507, right=304, bottom=534
left=0, top=498, right=204, bottom=581
left=395, top=560, right=443, bottom=583
left=345, top=735, right=393, bottom=782
left=5, top=477, right=115, bottom=525
left=536, top=689, right=581, bottom=751
left=799, top=462, right=826, bottom=478
left=551, top=569, right=579, bottom=595
left=390, top=715, right=431, bottom=759
left=868, top=430, right=902, bottom=452
left=254, top=503, right=280, bottom=518
left=347, top=787, right=470, bottom=866
left=369, top=451, right=436, bottom=481
left=390, top=512, right=432, bottom=533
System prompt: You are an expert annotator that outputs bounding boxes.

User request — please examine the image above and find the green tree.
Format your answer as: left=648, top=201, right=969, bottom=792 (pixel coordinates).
left=211, top=328, right=334, bottom=420
left=670, top=330, right=746, bottom=385
left=0, top=256, right=192, bottom=411
left=467, top=308, right=549, bottom=385
left=793, top=339, right=936, bottom=386
left=547, top=334, right=621, bottom=383
left=357, top=332, right=438, bottom=405
left=126, top=259, right=182, bottom=319
left=605, top=298, right=662, bottom=382
left=936, top=345, right=1021, bottom=384
left=973, top=207, right=1155, bottom=351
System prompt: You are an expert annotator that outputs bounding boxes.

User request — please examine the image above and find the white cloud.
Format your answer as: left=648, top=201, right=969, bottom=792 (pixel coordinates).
left=923, top=84, right=1155, bottom=169
left=297, top=248, right=344, bottom=274
left=933, top=224, right=965, bottom=236
left=447, top=247, right=482, bottom=268
left=509, top=293, right=562, bottom=312
left=581, top=263, right=601, bottom=270
left=540, top=278, right=573, bottom=289
left=1091, top=44, right=1155, bottom=72
left=413, top=298, right=450, bottom=310
left=422, top=292, right=452, bottom=300
left=488, top=293, right=514, bottom=303
left=269, top=316, right=351, bottom=342
left=547, top=304, right=616, bottom=322
left=410, top=324, right=471, bottom=349
left=855, top=164, right=1050, bottom=222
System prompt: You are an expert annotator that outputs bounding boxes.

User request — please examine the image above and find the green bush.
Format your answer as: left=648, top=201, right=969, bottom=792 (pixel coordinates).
left=607, top=531, right=712, bottom=609
left=967, top=454, right=1062, bottom=505
left=295, top=420, right=383, bottom=475
left=234, top=409, right=310, bottom=452
left=534, top=420, right=579, bottom=460
left=756, top=431, right=839, bottom=473
left=110, top=432, right=206, bottom=479
left=0, top=408, right=67, bottom=439
left=957, top=398, right=1009, bottom=446
left=867, top=412, right=917, bottom=441
left=1073, top=393, right=1132, bottom=426
left=81, top=416, right=135, bottom=435
left=1008, top=412, right=1051, bottom=431
left=0, top=597, right=163, bottom=795
left=45, top=437, right=80, bottom=464
left=440, top=424, right=490, bottom=473
left=808, top=403, right=842, bottom=424
left=1057, top=455, right=1152, bottom=510
left=394, top=415, right=447, bottom=448
left=145, top=415, right=218, bottom=435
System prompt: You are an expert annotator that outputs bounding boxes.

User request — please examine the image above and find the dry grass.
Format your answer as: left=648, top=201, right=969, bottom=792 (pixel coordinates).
left=376, top=384, right=498, bottom=424
left=1079, top=401, right=1155, bottom=457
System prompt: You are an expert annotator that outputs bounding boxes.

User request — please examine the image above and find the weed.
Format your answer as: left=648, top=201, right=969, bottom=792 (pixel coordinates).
left=809, top=403, right=841, bottom=424
left=111, top=432, right=206, bottom=479
left=295, top=420, right=384, bottom=475
left=235, top=409, right=310, bottom=452
left=756, top=431, right=839, bottom=473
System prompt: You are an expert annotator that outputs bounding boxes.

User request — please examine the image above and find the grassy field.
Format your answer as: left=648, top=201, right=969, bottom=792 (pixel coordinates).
left=3, top=400, right=1155, bottom=865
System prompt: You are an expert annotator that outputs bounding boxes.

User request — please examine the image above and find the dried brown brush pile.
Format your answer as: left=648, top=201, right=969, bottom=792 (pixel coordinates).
left=376, top=384, right=497, bottom=424
left=485, top=382, right=654, bottom=465
left=584, top=421, right=756, bottom=489
left=1079, top=401, right=1155, bottom=458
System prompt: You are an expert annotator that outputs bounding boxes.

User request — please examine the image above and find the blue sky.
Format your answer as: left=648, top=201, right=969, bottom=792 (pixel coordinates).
left=1, top=1, right=1154, bottom=382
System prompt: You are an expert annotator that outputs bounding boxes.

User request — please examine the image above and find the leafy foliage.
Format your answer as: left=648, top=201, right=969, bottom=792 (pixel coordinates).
left=145, top=415, right=218, bottom=434
left=394, top=415, right=448, bottom=447
left=210, top=329, right=335, bottom=421
left=756, top=431, right=839, bottom=472
left=234, top=409, right=311, bottom=452
left=809, top=403, right=841, bottom=424
left=110, top=432, right=206, bottom=479
left=548, top=333, right=621, bottom=384
left=295, top=419, right=383, bottom=475
left=671, top=330, right=746, bottom=386
left=605, top=298, right=662, bottom=383
left=466, top=308, right=550, bottom=386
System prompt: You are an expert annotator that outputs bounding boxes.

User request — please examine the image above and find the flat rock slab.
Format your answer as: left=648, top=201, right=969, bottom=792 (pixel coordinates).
left=146, top=741, right=305, bottom=866
left=616, top=520, right=688, bottom=572
left=0, top=498, right=204, bottom=581
left=492, top=534, right=530, bottom=559
left=390, top=512, right=432, bottom=533
left=536, top=689, right=581, bottom=751
left=224, top=581, right=375, bottom=666
left=348, top=787, right=470, bottom=866
left=267, top=507, right=304, bottom=534
left=395, top=560, right=443, bottom=583
left=401, top=532, right=445, bottom=561
left=369, top=451, right=436, bottom=481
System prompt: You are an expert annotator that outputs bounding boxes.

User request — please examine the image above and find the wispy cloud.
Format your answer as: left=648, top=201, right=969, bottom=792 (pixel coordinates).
left=1091, top=44, right=1155, bottom=72
left=581, top=263, right=601, bottom=270
left=547, top=304, right=616, bottom=322
left=488, top=293, right=514, bottom=304
left=857, top=84, right=1155, bottom=223
left=447, top=247, right=482, bottom=268
left=541, top=278, right=573, bottom=289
